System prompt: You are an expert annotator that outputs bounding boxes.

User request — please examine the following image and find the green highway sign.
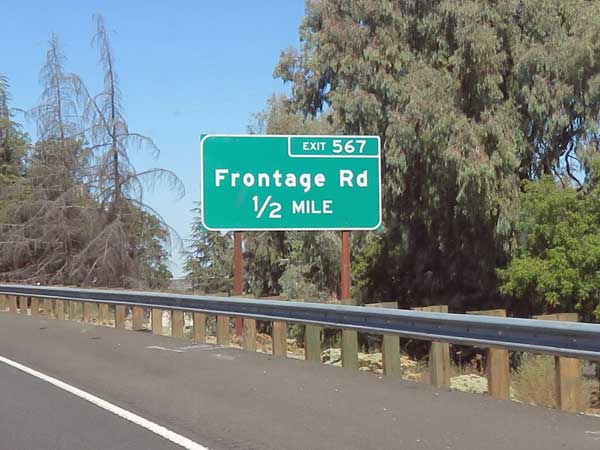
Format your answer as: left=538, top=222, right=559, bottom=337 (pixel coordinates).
left=200, top=134, right=381, bottom=231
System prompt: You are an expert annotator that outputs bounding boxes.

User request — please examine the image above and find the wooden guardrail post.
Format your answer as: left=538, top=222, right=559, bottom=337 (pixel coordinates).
left=73, top=301, right=85, bottom=321
left=98, top=303, right=109, bottom=325
left=215, top=292, right=231, bottom=345
left=467, top=309, right=510, bottom=400
left=304, top=299, right=322, bottom=363
left=30, top=297, right=39, bottom=316
left=242, top=317, right=257, bottom=351
left=371, top=302, right=402, bottom=377
left=19, top=296, right=28, bottom=315
left=171, top=310, right=185, bottom=338
left=216, top=316, right=230, bottom=345
left=193, top=313, right=206, bottom=343
left=132, top=307, right=144, bottom=330
left=0, top=294, right=7, bottom=311
left=43, top=298, right=54, bottom=318
left=82, top=302, right=90, bottom=322
left=272, top=320, right=288, bottom=357
left=55, top=300, right=65, bottom=320
left=257, top=295, right=287, bottom=355
left=413, top=305, right=451, bottom=388
left=238, top=294, right=257, bottom=351
left=8, top=295, right=17, bottom=313
left=304, top=323, right=321, bottom=362
left=534, top=313, right=582, bottom=412
left=83, top=302, right=96, bottom=323
left=115, top=305, right=126, bottom=329
left=341, top=297, right=359, bottom=370
left=152, top=308, right=163, bottom=335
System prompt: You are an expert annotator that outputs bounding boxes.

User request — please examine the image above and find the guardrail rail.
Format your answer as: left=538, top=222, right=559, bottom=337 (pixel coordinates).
left=0, top=284, right=598, bottom=413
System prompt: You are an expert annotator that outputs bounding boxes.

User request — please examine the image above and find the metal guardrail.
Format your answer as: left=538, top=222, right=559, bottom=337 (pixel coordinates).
left=1, top=284, right=599, bottom=361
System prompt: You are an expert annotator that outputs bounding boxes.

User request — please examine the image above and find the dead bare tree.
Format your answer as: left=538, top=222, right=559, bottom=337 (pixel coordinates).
left=74, top=14, right=184, bottom=287
left=1, top=18, right=183, bottom=288
left=0, top=35, right=95, bottom=284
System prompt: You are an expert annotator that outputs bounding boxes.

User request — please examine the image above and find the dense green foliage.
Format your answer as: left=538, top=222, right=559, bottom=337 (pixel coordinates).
left=500, top=177, right=600, bottom=321
left=183, top=1, right=600, bottom=318
left=271, top=0, right=600, bottom=310
left=183, top=1, right=600, bottom=319
left=0, top=75, right=28, bottom=186
left=184, top=207, right=234, bottom=294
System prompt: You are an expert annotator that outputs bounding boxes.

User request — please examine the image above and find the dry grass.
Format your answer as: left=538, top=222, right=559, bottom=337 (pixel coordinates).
left=512, top=353, right=596, bottom=411
left=512, top=354, right=558, bottom=408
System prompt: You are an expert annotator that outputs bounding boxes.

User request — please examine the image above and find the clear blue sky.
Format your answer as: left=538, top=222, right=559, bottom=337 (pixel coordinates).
left=2, top=0, right=305, bottom=276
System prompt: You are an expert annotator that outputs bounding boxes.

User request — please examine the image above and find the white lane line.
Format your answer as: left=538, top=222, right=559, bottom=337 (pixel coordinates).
left=0, top=355, right=210, bottom=450
left=145, top=345, right=185, bottom=353
left=585, top=431, right=600, bottom=441
left=145, top=344, right=227, bottom=353
left=176, top=344, right=227, bottom=351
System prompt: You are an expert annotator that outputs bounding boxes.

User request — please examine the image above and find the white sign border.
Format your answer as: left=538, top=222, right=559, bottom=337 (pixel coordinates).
left=200, top=134, right=382, bottom=232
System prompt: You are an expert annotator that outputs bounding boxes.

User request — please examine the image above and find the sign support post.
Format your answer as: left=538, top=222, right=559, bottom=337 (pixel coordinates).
left=340, top=230, right=358, bottom=369
left=340, top=231, right=351, bottom=299
left=234, top=231, right=244, bottom=336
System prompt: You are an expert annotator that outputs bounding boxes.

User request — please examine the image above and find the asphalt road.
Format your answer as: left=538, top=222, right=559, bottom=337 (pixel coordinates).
left=0, top=313, right=598, bottom=450
left=0, top=362, right=183, bottom=450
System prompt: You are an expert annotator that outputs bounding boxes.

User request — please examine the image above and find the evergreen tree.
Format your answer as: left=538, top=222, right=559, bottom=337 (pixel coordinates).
left=184, top=206, right=234, bottom=294
left=0, top=75, right=30, bottom=278
left=276, top=0, right=600, bottom=309
left=0, top=75, right=28, bottom=185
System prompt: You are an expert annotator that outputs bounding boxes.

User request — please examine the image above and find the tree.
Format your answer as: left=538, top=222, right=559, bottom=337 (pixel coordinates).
left=1, top=19, right=180, bottom=288
left=184, top=206, right=234, bottom=293
left=248, top=93, right=331, bottom=136
left=0, top=75, right=28, bottom=185
left=499, top=175, right=600, bottom=322
left=278, top=231, right=341, bottom=300
left=0, top=75, right=31, bottom=278
left=511, top=1, right=600, bottom=183
left=0, top=35, right=96, bottom=284
left=276, top=0, right=600, bottom=309
left=130, top=210, right=173, bottom=289
left=76, top=14, right=182, bottom=287
left=29, top=34, right=87, bottom=143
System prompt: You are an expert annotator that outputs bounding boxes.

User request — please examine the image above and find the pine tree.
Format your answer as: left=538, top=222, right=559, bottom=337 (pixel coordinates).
left=0, top=75, right=27, bottom=185
left=0, top=36, right=94, bottom=283
left=0, top=75, right=30, bottom=279
left=184, top=206, right=234, bottom=294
